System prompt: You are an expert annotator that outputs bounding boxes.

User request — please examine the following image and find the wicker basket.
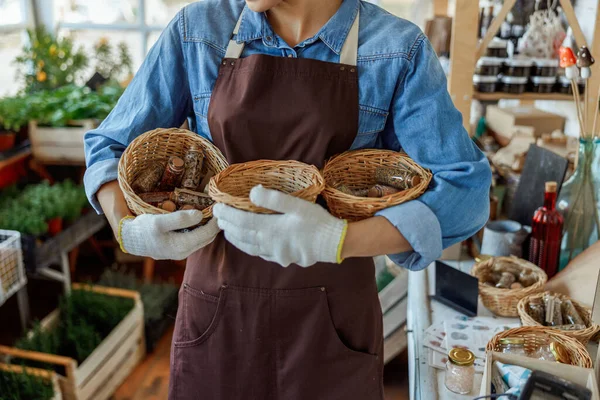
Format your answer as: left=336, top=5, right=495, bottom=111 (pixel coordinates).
left=486, top=326, right=593, bottom=368
left=471, top=256, right=547, bottom=317
left=208, top=160, right=324, bottom=213
left=118, top=128, right=228, bottom=220
left=321, top=149, right=432, bottom=221
left=517, top=291, right=600, bottom=344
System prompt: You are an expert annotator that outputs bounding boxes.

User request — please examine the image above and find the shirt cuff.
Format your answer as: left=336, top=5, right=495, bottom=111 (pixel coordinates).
left=376, top=200, right=443, bottom=271
left=83, top=158, right=120, bottom=214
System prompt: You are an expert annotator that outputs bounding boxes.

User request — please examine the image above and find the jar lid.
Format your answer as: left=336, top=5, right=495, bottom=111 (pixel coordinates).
left=550, top=342, right=570, bottom=364
left=488, top=38, right=508, bottom=49
left=534, top=58, right=559, bottom=67
left=499, top=337, right=525, bottom=345
left=169, top=156, right=185, bottom=169
left=501, top=76, right=528, bottom=84
left=475, top=254, right=493, bottom=263
left=558, top=75, right=585, bottom=85
left=473, top=75, right=499, bottom=83
left=448, top=348, right=475, bottom=366
left=477, top=57, right=504, bottom=67
left=531, top=76, right=557, bottom=84
left=504, top=57, right=534, bottom=67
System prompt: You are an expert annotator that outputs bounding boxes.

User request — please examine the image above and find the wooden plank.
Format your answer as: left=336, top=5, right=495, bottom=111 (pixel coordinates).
left=559, top=0, right=589, bottom=48
left=448, top=0, right=480, bottom=133
left=72, top=283, right=141, bottom=302
left=0, top=345, right=75, bottom=368
left=433, top=0, right=448, bottom=16
left=78, top=319, right=143, bottom=400
left=75, top=299, right=143, bottom=387
left=475, top=0, right=517, bottom=60
left=383, top=326, right=407, bottom=365
left=0, top=363, right=54, bottom=380
left=473, top=92, right=578, bottom=101
left=581, top=1, right=600, bottom=134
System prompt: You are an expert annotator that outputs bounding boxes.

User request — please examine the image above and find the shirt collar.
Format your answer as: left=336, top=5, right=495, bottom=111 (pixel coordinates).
left=235, top=0, right=360, bottom=55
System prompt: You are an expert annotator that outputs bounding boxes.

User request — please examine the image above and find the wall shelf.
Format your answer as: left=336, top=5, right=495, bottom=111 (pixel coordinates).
left=473, top=92, right=580, bottom=102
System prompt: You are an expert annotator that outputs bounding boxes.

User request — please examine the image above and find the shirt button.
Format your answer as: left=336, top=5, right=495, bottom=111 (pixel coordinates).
left=266, top=36, right=273, bottom=42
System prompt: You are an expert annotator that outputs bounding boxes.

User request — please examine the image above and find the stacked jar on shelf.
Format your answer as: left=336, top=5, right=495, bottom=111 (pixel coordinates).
left=472, top=38, right=584, bottom=95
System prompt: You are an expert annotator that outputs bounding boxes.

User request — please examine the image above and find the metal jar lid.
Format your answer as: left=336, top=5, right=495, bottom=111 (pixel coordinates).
left=448, top=348, right=475, bottom=366
left=499, top=337, right=525, bottom=346
left=550, top=341, right=570, bottom=364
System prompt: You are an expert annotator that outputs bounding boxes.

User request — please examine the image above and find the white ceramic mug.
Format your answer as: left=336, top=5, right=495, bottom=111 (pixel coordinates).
left=481, top=220, right=527, bottom=257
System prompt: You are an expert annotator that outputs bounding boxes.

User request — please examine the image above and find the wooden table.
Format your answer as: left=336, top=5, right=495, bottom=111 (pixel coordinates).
left=406, top=259, right=520, bottom=400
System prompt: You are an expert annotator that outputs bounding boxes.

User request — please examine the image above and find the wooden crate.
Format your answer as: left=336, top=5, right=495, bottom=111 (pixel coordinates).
left=29, top=120, right=96, bottom=165
left=0, top=363, right=63, bottom=400
left=0, top=284, right=145, bottom=400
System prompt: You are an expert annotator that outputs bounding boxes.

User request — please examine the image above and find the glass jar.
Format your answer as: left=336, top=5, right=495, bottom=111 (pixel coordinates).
left=530, top=76, right=557, bottom=93
left=503, top=57, right=534, bottom=77
left=528, top=297, right=545, bottom=324
left=557, top=139, right=600, bottom=270
left=499, top=337, right=527, bottom=356
left=475, top=57, right=504, bottom=76
left=485, top=38, right=509, bottom=58
left=534, top=342, right=570, bottom=363
left=532, top=58, right=559, bottom=77
left=473, top=75, right=498, bottom=93
left=444, top=348, right=475, bottom=395
left=501, top=76, right=528, bottom=94
left=557, top=75, right=586, bottom=95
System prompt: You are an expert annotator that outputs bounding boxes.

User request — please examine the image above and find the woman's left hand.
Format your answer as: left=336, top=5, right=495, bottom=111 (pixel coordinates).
left=213, top=185, right=347, bottom=267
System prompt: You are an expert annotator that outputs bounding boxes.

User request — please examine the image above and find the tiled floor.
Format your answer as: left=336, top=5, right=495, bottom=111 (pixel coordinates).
left=114, top=326, right=410, bottom=400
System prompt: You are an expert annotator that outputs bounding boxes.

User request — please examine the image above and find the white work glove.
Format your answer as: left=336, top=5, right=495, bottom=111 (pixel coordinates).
left=213, top=185, right=347, bottom=267
left=118, top=210, right=219, bottom=260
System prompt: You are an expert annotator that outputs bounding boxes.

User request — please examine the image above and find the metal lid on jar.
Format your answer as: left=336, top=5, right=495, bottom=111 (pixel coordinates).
left=550, top=342, right=570, bottom=364
left=501, top=76, right=528, bottom=84
left=531, top=76, right=557, bottom=85
left=488, top=38, right=508, bottom=49
left=477, top=57, right=505, bottom=67
left=169, top=156, right=185, bottom=171
left=448, top=348, right=475, bottom=366
left=475, top=254, right=493, bottom=263
left=499, top=337, right=525, bottom=346
left=558, top=75, right=585, bottom=85
left=473, top=75, right=499, bottom=83
left=504, top=57, right=534, bottom=67
left=533, top=58, right=560, bottom=67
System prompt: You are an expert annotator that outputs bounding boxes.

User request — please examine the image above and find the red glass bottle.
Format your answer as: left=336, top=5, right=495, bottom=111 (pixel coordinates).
left=529, top=182, right=564, bottom=278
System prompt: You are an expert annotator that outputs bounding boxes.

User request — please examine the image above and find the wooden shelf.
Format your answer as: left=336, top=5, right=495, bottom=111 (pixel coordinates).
left=473, top=92, right=578, bottom=102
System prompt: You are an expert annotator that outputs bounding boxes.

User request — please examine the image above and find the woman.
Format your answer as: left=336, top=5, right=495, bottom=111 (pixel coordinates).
left=84, top=0, right=491, bottom=398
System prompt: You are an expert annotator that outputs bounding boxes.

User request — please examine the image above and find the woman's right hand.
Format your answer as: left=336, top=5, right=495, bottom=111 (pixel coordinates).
left=118, top=212, right=219, bottom=260
left=97, top=180, right=219, bottom=260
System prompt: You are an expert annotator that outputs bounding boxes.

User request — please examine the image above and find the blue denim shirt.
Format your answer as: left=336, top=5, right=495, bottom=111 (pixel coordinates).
left=84, top=0, right=491, bottom=271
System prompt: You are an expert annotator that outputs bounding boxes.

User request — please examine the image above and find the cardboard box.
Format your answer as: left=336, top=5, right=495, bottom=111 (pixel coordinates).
left=486, top=106, right=566, bottom=144
left=480, top=351, right=600, bottom=399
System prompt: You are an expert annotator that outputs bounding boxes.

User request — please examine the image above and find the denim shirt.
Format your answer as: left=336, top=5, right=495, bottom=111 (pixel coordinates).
left=84, top=0, right=491, bottom=271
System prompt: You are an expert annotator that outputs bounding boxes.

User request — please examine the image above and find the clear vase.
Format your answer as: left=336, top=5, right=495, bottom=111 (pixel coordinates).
left=557, top=139, right=600, bottom=270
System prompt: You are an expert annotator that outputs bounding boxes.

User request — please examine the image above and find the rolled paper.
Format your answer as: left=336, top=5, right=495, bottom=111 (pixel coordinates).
left=577, top=46, right=595, bottom=68
left=560, top=46, right=577, bottom=68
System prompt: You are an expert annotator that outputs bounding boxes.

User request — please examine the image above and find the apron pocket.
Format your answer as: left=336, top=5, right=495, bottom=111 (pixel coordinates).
left=173, top=283, right=225, bottom=347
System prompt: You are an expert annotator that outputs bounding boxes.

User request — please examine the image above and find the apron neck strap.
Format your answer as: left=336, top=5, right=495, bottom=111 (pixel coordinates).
left=224, top=9, right=360, bottom=67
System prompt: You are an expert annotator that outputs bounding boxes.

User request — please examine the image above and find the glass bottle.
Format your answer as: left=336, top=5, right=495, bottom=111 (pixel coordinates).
left=444, top=348, right=475, bottom=395
left=499, top=337, right=526, bottom=356
left=157, top=156, right=185, bottom=191
left=557, top=139, right=600, bottom=270
left=529, top=181, right=564, bottom=278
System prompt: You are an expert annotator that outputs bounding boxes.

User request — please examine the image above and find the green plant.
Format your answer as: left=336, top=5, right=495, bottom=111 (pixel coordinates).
left=14, top=28, right=88, bottom=93
left=0, top=367, right=55, bottom=400
left=0, top=96, right=29, bottom=132
left=16, top=288, right=135, bottom=367
left=94, top=39, right=133, bottom=82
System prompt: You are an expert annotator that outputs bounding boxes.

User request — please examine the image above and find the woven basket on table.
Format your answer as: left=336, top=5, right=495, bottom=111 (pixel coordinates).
left=118, top=128, right=228, bottom=220
left=471, top=256, right=547, bottom=317
left=486, top=326, right=593, bottom=368
left=208, top=160, right=324, bottom=213
left=322, top=149, right=432, bottom=221
left=517, top=291, right=600, bottom=344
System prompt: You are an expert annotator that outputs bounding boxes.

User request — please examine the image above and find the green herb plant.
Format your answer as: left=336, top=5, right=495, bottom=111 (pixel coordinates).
left=0, top=367, right=55, bottom=400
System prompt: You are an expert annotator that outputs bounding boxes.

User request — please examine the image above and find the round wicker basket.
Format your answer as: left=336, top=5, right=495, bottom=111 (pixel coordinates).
left=208, top=160, right=324, bottom=213
left=322, top=149, right=432, bottom=221
left=486, top=326, right=593, bottom=368
left=517, top=291, right=600, bottom=344
left=471, top=256, right=547, bottom=317
left=118, top=128, right=228, bottom=220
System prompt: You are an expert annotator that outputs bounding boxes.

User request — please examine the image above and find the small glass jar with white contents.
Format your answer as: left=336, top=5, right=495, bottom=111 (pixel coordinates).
left=444, top=348, right=475, bottom=395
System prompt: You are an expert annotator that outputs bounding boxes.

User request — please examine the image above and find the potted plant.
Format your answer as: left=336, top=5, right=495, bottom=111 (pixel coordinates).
left=0, top=364, right=60, bottom=400
left=0, top=96, right=29, bottom=151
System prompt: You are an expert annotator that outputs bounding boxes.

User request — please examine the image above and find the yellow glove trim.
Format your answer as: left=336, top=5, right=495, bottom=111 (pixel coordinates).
left=117, top=216, right=135, bottom=254
left=336, top=220, right=349, bottom=264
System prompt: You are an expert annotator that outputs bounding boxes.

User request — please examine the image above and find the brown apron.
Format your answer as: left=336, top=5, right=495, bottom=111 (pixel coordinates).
left=169, top=9, right=384, bottom=400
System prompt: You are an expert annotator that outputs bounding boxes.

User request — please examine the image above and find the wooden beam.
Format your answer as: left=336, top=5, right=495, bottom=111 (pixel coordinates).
left=448, top=0, right=480, bottom=133
left=434, top=0, right=449, bottom=16
left=580, top=1, right=600, bottom=134
left=476, top=0, right=517, bottom=60
left=559, top=0, right=589, bottom=48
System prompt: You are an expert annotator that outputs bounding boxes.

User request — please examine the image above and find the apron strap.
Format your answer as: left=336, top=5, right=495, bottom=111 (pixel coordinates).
left=224, top=9, right=360, bottom=66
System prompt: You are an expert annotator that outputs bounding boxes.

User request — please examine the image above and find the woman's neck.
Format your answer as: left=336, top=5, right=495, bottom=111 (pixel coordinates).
left=266, top=0, right=343, bottom=47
